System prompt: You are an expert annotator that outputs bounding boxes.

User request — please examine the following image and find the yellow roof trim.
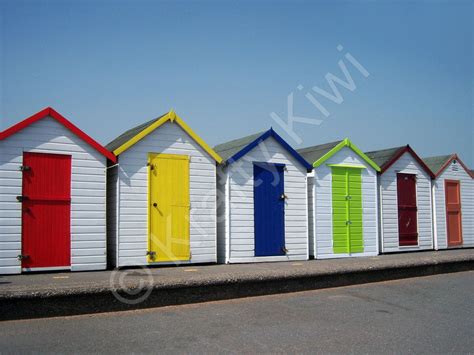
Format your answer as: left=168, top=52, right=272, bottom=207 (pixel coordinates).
left=113, top=111, right=223, bottom=164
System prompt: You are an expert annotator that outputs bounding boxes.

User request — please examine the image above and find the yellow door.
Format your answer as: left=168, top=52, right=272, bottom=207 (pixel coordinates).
left=148, top=153, right=190, bottom=262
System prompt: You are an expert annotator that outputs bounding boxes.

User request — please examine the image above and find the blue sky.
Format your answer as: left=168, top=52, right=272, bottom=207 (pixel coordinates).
left=1, top=0, right=472, bottom=165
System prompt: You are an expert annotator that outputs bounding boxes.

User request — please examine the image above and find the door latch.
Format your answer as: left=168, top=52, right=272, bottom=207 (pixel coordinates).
left=153, top=202, right=158, bottom=207
left=19, top=165, right=31, bottom=172
left=17, top=254, right=29, bottom=260
left=346, top=220, right=352, bottom=225
left=280, top=193, right=288, bottom=200
left=16, top=195, right=28, bottom=202
left=346, top=195, right=352, bottom=200
left=147, top=163, right=155, bottom=171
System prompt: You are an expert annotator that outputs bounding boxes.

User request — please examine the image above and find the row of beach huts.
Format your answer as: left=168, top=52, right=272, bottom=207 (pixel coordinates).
left=0, top=108, right=472, bottom=274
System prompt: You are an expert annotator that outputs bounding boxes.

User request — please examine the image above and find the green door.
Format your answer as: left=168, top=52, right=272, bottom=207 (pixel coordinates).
left=331, top=167, right=364, bottom=254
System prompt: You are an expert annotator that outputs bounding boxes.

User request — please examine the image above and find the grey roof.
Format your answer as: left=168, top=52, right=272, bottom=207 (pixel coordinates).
left=422, top=154, right=453, bottom=174
left=214, top=131, right=266, bottom=161
left=105, top=113, right=167, bottom=152
left=296, top=140, right=343, bottom=165
left=365, top=146, right=406, bottom=169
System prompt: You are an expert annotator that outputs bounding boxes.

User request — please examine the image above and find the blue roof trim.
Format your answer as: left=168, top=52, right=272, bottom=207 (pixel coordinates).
left=226, top=128, right=313, bottom=171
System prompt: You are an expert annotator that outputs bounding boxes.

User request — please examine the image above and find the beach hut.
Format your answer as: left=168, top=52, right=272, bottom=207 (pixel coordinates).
left=298, top=138, right=380, bottom=259
left=423, top=154, right=474, bottom=249
left=0, top=107, right=116, bottom=274
left=214, top=128, right=312, bottom=263
left=365, top=145, right=435, bottom=253
left=106, top=110, right=222, bottom=267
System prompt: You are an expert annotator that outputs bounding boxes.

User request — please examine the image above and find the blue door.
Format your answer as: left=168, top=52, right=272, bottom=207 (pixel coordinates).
left=254, top=162, right=285, bottom=256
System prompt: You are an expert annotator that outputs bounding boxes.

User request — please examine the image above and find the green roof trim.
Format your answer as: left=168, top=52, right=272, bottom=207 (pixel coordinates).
left=301, top=138, right=381, bottom=172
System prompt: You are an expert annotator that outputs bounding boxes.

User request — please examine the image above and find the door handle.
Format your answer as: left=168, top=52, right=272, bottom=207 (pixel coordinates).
left=153, top=202, right=158, bottom=207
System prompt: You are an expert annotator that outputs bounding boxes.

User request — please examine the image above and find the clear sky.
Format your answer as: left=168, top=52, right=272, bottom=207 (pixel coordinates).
left=1, top=0, right=472, bottom=165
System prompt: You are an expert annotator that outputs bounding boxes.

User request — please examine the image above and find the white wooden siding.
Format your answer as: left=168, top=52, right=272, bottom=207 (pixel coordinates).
left=0, top=117, right=107, bottom=274
left=218, top=137, right=309, bottom=263
left=312, top=146, right=378, bottom=259
left=379, top=152, right=433, bottom=252
left=113, top=121, right=217, bottom=266
left=433, top=161, right=473, bottom=249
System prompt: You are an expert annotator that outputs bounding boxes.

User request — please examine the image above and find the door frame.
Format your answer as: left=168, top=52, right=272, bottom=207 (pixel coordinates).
left=444, top=179, right=463, bottom=247
left=147, top=152, right=191, bottom=263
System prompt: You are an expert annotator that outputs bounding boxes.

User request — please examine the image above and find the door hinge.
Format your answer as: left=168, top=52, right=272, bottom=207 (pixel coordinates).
left=17, top=254, right=29, bottom=260
left=146, top=251, right=156, bottom=259
left=147, top=163, right=155, bottom=171
left=19, top=165, right=31, bottom=172
left=16, top=195, right=28, bottom=202
left=282, top=247, right=289, bottom=254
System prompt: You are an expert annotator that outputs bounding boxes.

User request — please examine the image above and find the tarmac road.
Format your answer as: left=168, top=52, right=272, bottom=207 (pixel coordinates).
left=1, top=271, right=473, bottom=354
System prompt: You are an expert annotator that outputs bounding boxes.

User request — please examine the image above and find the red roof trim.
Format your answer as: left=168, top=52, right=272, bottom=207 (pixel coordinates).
left=433, top=154, right=474, bottom=179
left=380, top=145, right=435, bottom=178
left=0, top=107, right=117, bottom=163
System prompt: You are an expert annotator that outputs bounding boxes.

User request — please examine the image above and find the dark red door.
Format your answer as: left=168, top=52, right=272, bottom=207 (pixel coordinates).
left=21, top=152, right=71, bottom=269
left=397, top=173, right=418, bottom=246
left=445, top=180, right=463, bottom=246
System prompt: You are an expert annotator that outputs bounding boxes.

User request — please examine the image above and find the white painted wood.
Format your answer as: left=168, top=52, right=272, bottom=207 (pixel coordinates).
left=109, top=121, right=217, bottom=267
left=0, top=116, right=108, bottom=274
left=311, top=146, right=379, bottom=259
left=216, top=137, right=309, bottom=263
left=378, top=151, right=433, bottom=253
left=432, top=160, right=473, bottom=249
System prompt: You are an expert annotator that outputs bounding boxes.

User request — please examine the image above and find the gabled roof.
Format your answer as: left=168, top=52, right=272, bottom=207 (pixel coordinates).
left=106, top=110, right=222, bottom=163
left=297, top=138, right=380, bottom=171
left=423, top=154, right=474, bottom=178
left=365, top=145, right=434, bottom=177
left=297, top=140, right=343, bottom=166
left=214, top=128, right=312, bottom=171
left=0, top=107, right=116, bottom=163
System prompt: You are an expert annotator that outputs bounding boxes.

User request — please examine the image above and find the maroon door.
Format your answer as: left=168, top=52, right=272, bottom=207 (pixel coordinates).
left=445, top=180, right=463, bottom=246
left=21, top=152, right=71, bottom=269
left=397, top=173, right=418, bottom=246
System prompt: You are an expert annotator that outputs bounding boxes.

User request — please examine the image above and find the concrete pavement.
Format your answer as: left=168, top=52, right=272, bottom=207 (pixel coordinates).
left=1, top=271, right=473, bottom=353
left=0, top=249, right=472, bottom=320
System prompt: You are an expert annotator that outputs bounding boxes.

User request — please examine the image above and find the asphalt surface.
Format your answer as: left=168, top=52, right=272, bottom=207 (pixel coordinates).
left=1, top=271, right=473, bottom=354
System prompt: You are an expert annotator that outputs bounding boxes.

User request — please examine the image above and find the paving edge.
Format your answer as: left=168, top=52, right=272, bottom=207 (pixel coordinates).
left=0, top=259, right=472, bottom=321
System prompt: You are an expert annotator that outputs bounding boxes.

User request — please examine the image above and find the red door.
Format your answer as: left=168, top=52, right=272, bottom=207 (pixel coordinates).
left=21, top=152, right=72, bottom=269
left=397, top=173, right=418, bottom=246
left=445, top=180, right=463, bottom=246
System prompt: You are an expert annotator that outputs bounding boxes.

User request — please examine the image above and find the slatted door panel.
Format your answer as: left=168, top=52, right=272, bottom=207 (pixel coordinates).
left=254, top=163, right=285, bottom=257
left=445, top=180, right=462, bottom=246
left=332, top=167, right=364, bottom=254
left=21, top=152, right=71, bottom=269
left=347, top=169, right=363, bottom=253
left=148, top=153, right=190, bottom=262
left=397, top=173, right=418, bottom=246
left=332, top=167, right=349, bottom=253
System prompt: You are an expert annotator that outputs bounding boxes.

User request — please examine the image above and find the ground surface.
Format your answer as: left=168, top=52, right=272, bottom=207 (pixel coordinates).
left=1, top=271, right=472, bottom=353
left=1, top=249, right=472, bottom=298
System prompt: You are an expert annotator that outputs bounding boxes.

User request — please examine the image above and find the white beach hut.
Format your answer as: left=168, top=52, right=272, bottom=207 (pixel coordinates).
left=106, top=110, right=222, bottom=267
left=0, top=107, right=115, bottom=274
left=298, top=138, right=381, bottom=259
